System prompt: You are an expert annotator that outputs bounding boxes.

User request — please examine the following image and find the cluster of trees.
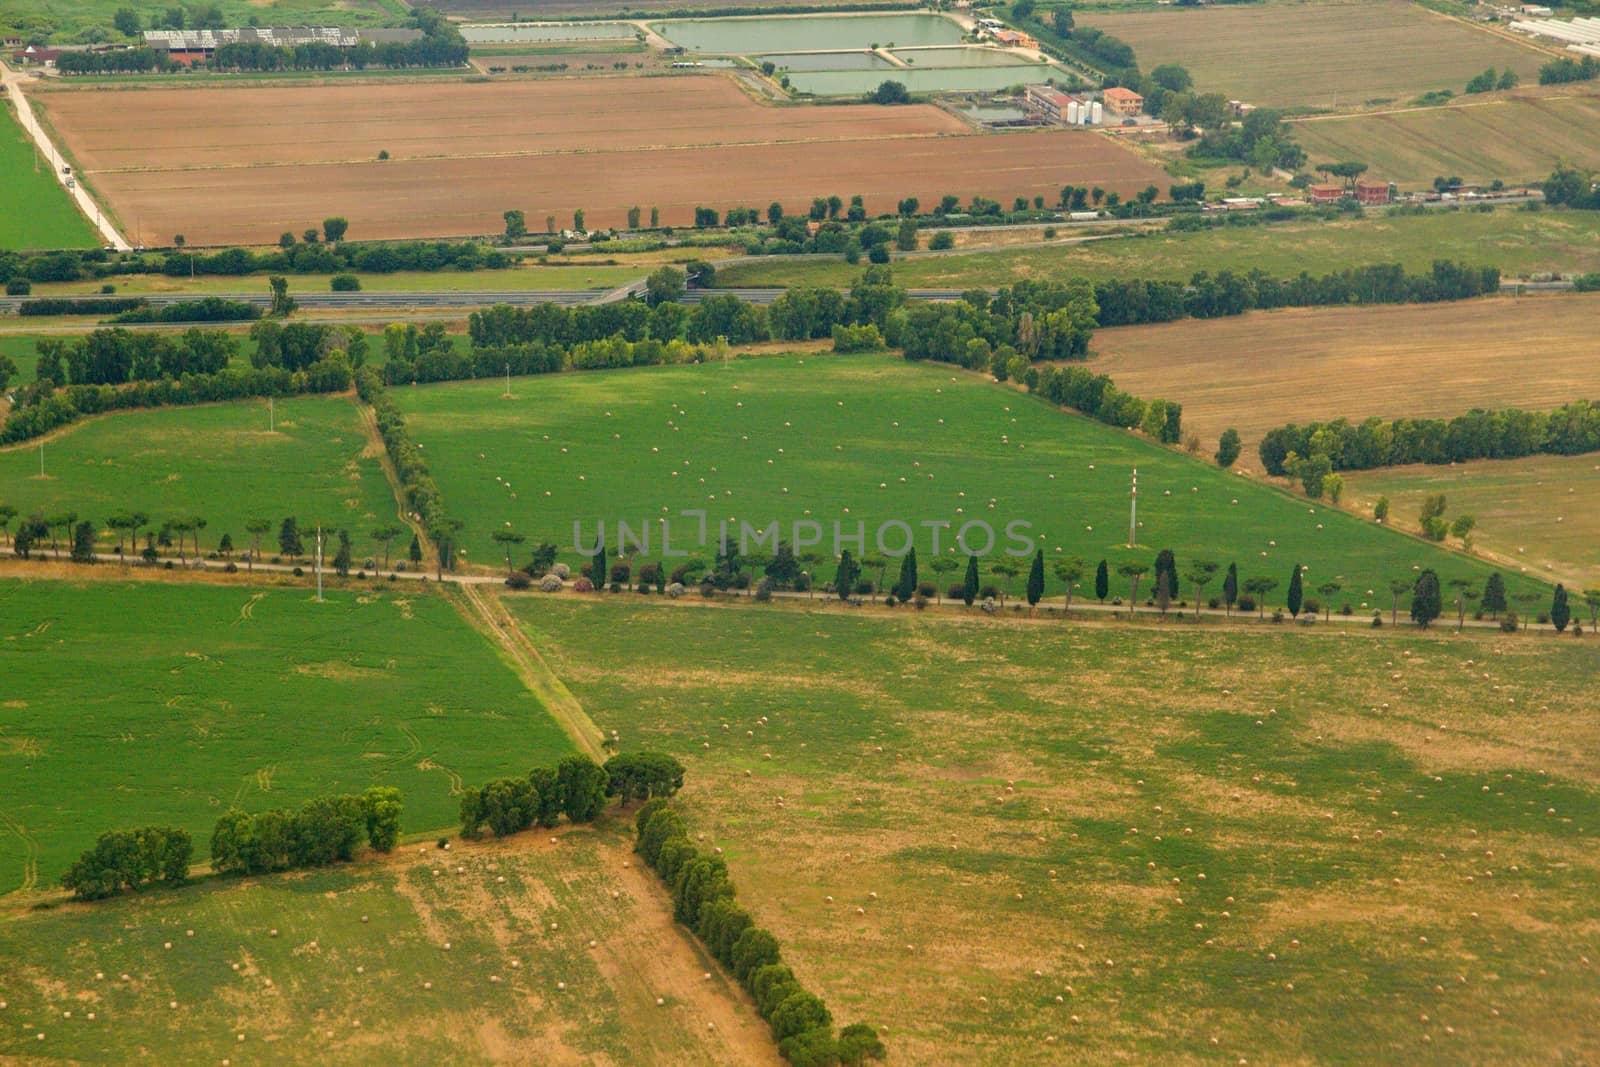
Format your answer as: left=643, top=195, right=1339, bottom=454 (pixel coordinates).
left=61, top=826, right=192, bottom=901
left=459, top=752, right=683, bottom=838
left=1192, top=109, right=1306, bottom=172
left=249, top=320, right=368, bottom=372
left=893, top=279, right=1098, bottom=368
left=17, top=297, right=148, bottom=317
left=1092, top=260, right=1502, bottom=327
left=1465, top=66, right=1518, bottom=94
left=1539, top=54, right=1599, bottom=85
left=111, top=297, right=261, bottom=324
left=1543, top=164, right=1600, bottom=210
left=211, top=787, right=402, bottom=876
left=636, top=803, right=884, bottom=1067
left=1259, top=400, right=1600, bottom=478
left=30, top=327, right=237, bottom=387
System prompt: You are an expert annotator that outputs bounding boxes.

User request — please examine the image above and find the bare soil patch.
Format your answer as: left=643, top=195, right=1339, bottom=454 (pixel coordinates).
left=33, top=75, right=1166, bottom=243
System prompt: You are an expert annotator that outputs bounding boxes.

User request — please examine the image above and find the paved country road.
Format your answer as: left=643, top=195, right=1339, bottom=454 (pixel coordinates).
left=1, top=61, right=130, bottom=251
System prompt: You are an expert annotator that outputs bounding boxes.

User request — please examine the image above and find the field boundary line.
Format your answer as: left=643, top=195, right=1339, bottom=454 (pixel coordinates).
left=453, top=582, right=606, bottom=761
left=353, top=394, right=437, bottom=565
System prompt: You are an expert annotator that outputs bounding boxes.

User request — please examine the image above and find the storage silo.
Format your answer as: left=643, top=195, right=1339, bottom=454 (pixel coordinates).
left=1091, top=100, right=1104, bottom=124
left=1066, top=100, right=1080, bottom=124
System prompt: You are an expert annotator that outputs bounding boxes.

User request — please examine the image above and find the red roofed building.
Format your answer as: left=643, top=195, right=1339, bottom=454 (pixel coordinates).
left=1101, top=86, right=1144, bottom=115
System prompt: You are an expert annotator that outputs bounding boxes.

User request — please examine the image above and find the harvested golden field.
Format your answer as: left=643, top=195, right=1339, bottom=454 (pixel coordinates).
left=1088, top=292, right=1600, bottom=461
left=1347, top=453, right=1600, bottom=588
left=1293, top=86, right=1600, bottom=187
left=1081, top=0, right=1549, bottom=108
left=33, top=75, right=1165, bottom=244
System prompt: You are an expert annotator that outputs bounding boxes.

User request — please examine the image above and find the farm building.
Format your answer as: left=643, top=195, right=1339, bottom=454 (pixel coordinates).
left=143, top=27, right=422, bottom=65
left=11, top=45, right=61, bottom=67
left=1026, top=84, right=1076, bottom=121
left=1308, top=184, right=1345, bottom=204
left=1101, top=86, right=1144, bottom=116
left=990, top=29, right=1039, bottom=48
left=1354, top=180, right=1392, bottom=205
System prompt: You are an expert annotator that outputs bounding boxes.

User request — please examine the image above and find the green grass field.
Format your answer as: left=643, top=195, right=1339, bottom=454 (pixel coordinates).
left=714, top=209, right=1600, bottom=289
left=0, top=395, right=398, bottom=552
left=1346, top=454, right=1600, bottom=592
left=0, top=578, right=575, bottom=895
left=0, top=825, right=773, bottom=1064
left=0, top=100, right=97, bottom=251
left=394, top=352, right=1543, bottom=602
left=1294, top=89, right=1600, bottom=188
left=1, top=0, right=405, bottom=43
left=518, top=596, right=1600, bottom=1063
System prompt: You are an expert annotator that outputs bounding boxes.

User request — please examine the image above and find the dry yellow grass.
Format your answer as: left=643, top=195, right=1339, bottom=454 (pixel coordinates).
left=1080, top=0, right=1549, bottom=108
left=1086, top=292, right=1600, bottom=464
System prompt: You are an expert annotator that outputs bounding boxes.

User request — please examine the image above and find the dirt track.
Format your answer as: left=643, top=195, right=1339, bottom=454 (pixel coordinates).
left=33, top=75, right=1166, bottom=243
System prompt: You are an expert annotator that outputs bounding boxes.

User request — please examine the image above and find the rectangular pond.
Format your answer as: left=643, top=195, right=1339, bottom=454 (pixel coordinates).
left=761, top=50, right=897, bottom=72
left=653, top=13, right=964, bottom=53
left=892, top=46, right=1033, bottom=68
left=463, top=23, right=637, bottom=44
left=786, top=64, right=1059, bottom=95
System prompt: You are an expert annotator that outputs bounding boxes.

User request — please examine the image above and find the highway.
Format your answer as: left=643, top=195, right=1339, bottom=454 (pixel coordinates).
left=0, top=278, right=1574, bottom=319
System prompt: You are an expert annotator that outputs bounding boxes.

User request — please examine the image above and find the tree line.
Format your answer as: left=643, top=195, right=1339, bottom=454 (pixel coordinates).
left=1259, top=400, right=1600, bottom=475
left=1, top=360, right=352, bottom=445
left=0, top=238, right=501, bottom=289
left=60, top=786, right=400, bottom=901
left=211, top=787, right=402, bottom=876
left=1092, top=260, right=1502, bottom=327
left=457, top=751, right=683, bottom=839
left=636, top=802, right=885, bottom=1067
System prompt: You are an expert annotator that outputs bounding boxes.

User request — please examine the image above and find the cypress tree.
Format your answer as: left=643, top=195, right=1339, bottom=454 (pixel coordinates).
left=1153, top=549, right=1178, bottom=607
left=593, top=538, right=607, bottom=592
left=1482, top=572, right=1507, bottom=618
left=893, top=547, right=918, bottom=602
left=1410, top=568, right=1442, bottom=628
left=1026, top=549, right=1045, bottom=610
left=1286, top=563, right=1303, bottom=618
left=1222, top=562, right=1238, bottom=614
left=834, top=549, right=860, bottom=601
left=962, top=554, right=979, bottom=606
left=1094, top=559, right=1109, bottom=603
left=408, top=533, right=422, bottom=564
left=1551, top=583, right=1571, bottom=632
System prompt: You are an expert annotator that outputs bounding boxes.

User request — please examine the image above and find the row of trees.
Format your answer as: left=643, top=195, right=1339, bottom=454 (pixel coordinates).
left=1259, top=400, right=1600, bottom=476
left=1092, top=260, right=1501, bottom=327
left=0, top=239, right=501, bottom=290
left=32, top=327, right=236, bottom=387
left=458, top=751, right=684, bottom=838
left=0, top=503, right=420, bottom=577
left=62, top=826, right=192, bottom=901
left=210, top=787, right=402, bottom=876
left=357, top=367, right=449, bottom=571
left=2, top=360, right=352, bottom=445
left=636, top=803, right=884, bottom=1067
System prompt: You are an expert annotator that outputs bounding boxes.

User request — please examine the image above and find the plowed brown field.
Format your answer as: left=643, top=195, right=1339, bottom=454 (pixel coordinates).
left=33, top=75, right=1167, bottom=244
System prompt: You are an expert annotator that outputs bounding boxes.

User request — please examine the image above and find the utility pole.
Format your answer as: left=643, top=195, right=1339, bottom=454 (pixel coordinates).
left=504, top=361, right=511, bottom=397
left=39, top=442, right=45, bottom=478
left=315, top=525, right=324, bottom=602
left=269, top=396, right=274, bottom=432
left=1127, top=467, right=1138, bottom=548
